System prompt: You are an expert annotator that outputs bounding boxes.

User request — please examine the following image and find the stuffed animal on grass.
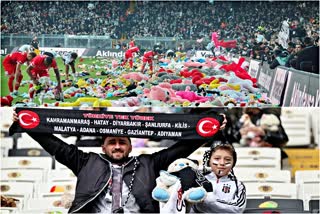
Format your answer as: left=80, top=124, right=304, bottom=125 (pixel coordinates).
left=152, top=158, right=213, bottom=204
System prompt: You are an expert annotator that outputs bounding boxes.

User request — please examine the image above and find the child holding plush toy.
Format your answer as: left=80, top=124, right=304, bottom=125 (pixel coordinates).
left=191, top=142, right=246, bottom=213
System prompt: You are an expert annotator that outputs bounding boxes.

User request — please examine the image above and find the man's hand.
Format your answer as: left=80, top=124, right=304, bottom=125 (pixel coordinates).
left=12, top=111, right=18, bottom=122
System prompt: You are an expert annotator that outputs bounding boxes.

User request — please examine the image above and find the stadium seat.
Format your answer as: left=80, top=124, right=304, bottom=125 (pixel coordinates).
left=235, top=147, right=281, bottom=161
left=311, top=108, right=320, bottom=146
left=54, top=134, right=78, bottom=145
left=309, top=200, right=320, bottom=213
left=234, top=168, right=291, bottom=183
left=1, top=137, right=13, bottom=157
left=8, top=148, right=51, bottom=157
left=47, top=170, right=76, bottom=182
left=1, top=169, right=44, bottom=183
left=285, top=149, right=320, bottom=176
left=295, top=170, right=320, bottom=210
left=130, top=147, right=165, bottom=156
left=235, top=158, right=281, bottom=170
left=1, top=157, right=53, bottom=170
left=24, top=197, right=69, bottom=213
left=78, top=147, right=103, bottom=154
left=0, top=108, right=14, bottom=132
left=17, top=133, right=43, bottom=149
left=36, top=181, right=76, bottom=198
left=281, top=108, right=311, bottom=147
left=0, top=181, right=34, bottom=208
left=245, top=182, right=297, bottom=199
left=245, top=198, right=304, bottom=213
left=55, top=160, right=69, bottom=171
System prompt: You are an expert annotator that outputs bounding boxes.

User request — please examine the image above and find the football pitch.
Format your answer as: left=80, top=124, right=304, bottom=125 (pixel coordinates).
left=1, top=56, right=120, bottom=105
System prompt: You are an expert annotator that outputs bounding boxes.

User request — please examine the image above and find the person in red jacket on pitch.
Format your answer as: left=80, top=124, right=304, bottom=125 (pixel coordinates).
left=2, top=51, right=36, bottom=96
left=121, top=46, right=140, bottom=69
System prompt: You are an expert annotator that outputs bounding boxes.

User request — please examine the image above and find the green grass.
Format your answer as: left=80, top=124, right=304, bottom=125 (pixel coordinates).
left=1, top=56, right=119, bottom=105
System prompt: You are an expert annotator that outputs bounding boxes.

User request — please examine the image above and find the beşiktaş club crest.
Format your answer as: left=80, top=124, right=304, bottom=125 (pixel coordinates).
left=18, top=110, right=40, bottom=129
left=222, top=184, right=231, bottom=193
left=196, top=117, right=220, bottom=137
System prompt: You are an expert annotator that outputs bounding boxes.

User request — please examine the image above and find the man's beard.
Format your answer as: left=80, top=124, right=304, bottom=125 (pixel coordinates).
left=107, top=150, right=130, bottom=164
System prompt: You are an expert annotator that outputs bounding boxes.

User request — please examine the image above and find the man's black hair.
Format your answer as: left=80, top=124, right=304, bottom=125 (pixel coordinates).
left=71, top=52, right=78, bottom=59
left=101, top=136, right=132, bottom=145
left=44, top=56, right=53, bottom=65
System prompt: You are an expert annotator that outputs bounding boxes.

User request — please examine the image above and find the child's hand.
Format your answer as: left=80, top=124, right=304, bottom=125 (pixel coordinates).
left=219, top=113, right=227, bottom=130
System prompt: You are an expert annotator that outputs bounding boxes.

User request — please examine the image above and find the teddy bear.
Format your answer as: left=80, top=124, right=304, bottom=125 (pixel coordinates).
left=260, top=114, right=280, bottom=131
left=152, top=158, right=213, bottom=204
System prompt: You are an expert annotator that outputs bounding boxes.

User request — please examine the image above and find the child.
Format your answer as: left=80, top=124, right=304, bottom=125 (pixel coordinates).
left=191, top=142, right=246, bottom=213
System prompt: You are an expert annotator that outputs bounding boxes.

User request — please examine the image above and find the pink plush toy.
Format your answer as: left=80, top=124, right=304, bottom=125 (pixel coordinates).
left=112, top=60, right=119, bottom=69
left=144, top=84, right=188, bottom=104
left=122, top=72, right=148, bottom=82
left=176, top=88, right=209, bottom=103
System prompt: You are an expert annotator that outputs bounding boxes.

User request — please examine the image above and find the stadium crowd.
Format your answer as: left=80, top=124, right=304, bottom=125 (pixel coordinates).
left=1, top=1, right=319, bottom=73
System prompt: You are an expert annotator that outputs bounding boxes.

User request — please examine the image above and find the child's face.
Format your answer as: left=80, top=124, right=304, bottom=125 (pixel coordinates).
left=209, top=149, right=234, bottom=178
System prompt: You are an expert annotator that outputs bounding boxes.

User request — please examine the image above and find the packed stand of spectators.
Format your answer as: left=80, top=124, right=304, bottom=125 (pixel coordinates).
left=1, top=1, right=319, bottom=72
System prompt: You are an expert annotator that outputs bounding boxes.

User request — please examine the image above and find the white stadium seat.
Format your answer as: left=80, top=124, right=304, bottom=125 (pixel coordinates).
left=281, top=108, right=311, bottom=147
left=1, top=181, right=35, bottom=210
left=310, top=108, right=320, bottom=146
left=78, top=146, right=102, bottom=154
left=246, top=182, right=297, bottom=199
left=0, top=108, right=14, bottom=132
left=1, top=169, right=44, bottom=183
left=1, top=157, right=52, bottom=170
left=36, top=181, right=76, bottom=198
left=234, top=168, right=291, bottom=183
left=295, top=170, right=320, bottom=210
left=235, top=147, right=281, bottom=161
left=47, top=170, right=77, bottom=182
left=24, top=197, right=69, bottom=213
left=17, top=133, right=43, bottom=149
left=235, top=158, right=281, bottom=170
left=1, top=137, right=13, bottom=157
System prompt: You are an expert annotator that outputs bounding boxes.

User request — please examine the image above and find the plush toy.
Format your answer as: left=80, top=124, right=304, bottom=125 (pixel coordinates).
left=239, top=125, right=266, bottom=147
left=122, top=72, right=149, bottom=82
left=143, top=84, right=187, bottom=104
left=176, top=87, right=210, bottom=103
left=0, top=95, right=13, bottom=106
left=260, top=114, right=280, bottom=131
left=152, top=158, right=212, bottom=204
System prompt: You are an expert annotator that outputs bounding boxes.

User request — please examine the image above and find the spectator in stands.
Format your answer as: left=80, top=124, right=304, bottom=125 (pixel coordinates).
left=290, top=37, right=319, bottom=73
left=233, top=108, right=289, bottom=160
left=30, top=36, right=40, bottom=55
left=10, top=111, right=227, bottom=213
left=191, top=142, right=246, bottom=213
left=269, top=49, right=290, bottom=69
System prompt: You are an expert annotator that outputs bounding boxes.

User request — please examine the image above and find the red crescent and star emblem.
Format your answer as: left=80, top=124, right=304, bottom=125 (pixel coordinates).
left=18, top=110, right=40, bottom=129
left=196, top=117, right=220, bottom=137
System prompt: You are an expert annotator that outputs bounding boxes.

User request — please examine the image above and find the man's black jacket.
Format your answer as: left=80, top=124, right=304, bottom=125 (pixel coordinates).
left=21, top=132, right=208, bottom=213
